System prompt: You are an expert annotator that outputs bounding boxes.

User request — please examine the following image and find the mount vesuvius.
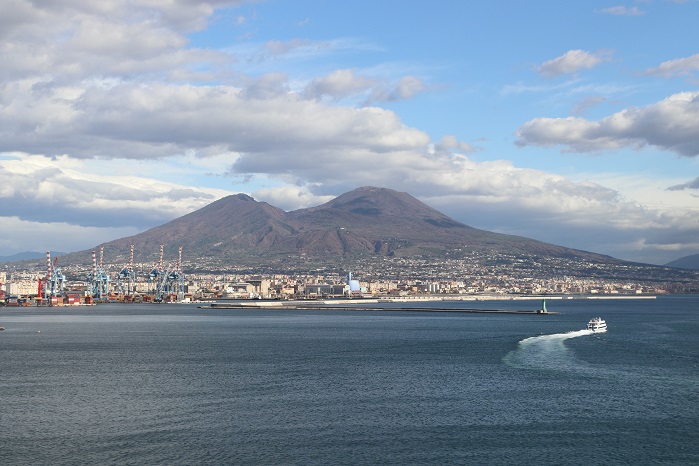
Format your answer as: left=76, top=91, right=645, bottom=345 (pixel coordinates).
left=88, top=186, right=619, bottom=267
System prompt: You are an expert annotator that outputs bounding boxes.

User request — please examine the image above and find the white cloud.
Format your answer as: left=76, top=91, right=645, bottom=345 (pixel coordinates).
left=597, top=6, right=645, bottom=16
left=0, top=216, right=141, bottom=258
left=240, top=73, right=291, bottom=99
left=303, top=69, right=427, bottom=103
left=646, top=53, right=699, bottom=78
left=572, top=96, right=608, bottom=116
left=1, top=78, right=433, bottom=160
left=368, top=75, right=427, bottom=103
left=538, top=50, right=610, bottom=77
left=243, top=37, right=383, bottom=67
left=0, top=154, right=231, bottom=228
left=516, top=91, right=699, bottom=156
left=435, top=136, right=476, bottom=154
left=667, top=177, right=699, bottom=191
left=304, top=69, right=378, bottom=100
left=0, top=1, right=238, bottom=83
left=0, top=2, right=429, bottom=165
left=263, top=39, right=315, bottom=57
left=251, top=185, right=335, bottom=211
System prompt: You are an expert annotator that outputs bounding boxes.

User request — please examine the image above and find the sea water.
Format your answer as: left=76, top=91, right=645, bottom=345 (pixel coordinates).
left=1, top=296, right=697, bottom=465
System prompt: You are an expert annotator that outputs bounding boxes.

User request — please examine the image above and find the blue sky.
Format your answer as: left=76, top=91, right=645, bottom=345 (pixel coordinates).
left=1, top=0, right=698, bottom=265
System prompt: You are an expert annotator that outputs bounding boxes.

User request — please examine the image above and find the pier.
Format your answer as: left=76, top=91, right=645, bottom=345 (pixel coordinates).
left=202, top=299, right=558, bottom=314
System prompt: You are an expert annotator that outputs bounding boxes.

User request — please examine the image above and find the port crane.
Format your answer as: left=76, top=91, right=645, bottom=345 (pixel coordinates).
left=117, top=244, right=136, bottom=296
left=42, top=251, right=65, bottom=301
left=147, top=244, right=165, bottom=298
left=87, top=246, right=110, bottom=301
left=158, top=246, right=185, bottom=301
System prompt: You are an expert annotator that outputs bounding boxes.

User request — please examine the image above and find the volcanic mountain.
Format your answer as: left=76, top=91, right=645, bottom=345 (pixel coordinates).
left=665, top=253, right=699, bottom=270
left=76, top=186, right=619, bottom=269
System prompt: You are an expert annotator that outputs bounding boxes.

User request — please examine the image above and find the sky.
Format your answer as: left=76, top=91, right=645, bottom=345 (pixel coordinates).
left=1, top=0, right=698, bottom=265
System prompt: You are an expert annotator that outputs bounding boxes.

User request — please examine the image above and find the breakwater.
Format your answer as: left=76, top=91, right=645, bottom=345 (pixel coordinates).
left=202, top=299, right=557, bottom=314
left=200, top=295, right=656, bottom=313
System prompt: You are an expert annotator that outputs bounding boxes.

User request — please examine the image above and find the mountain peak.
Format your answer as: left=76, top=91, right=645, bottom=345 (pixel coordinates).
left=310, top=186, right=437, bottom=218
left=233, top=193, right=255, bottom=202
left=337, top=188, right=463, bottom=229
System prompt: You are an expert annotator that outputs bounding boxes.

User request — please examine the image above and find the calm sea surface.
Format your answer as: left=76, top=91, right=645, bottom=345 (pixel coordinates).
left=1, top=296, right=698, bottom=465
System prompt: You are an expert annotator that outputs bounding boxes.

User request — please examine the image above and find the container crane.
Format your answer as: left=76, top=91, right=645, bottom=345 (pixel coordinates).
left=43, top=251, right=65, bottom=303
left=87, top=247, right=110, bottom=301
left=148, top=244, right=164, bottom=298
left=117, top=244, right=136, bottom=296
left=161, top=246, right=185, bottom=301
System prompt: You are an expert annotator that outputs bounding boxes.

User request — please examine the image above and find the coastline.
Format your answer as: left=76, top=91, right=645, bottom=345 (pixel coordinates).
left=200, top=294, right=656, bottom=313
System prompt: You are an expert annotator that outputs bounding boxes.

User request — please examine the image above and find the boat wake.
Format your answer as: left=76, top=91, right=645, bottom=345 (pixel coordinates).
left=503, top=329, right=596, bottom=371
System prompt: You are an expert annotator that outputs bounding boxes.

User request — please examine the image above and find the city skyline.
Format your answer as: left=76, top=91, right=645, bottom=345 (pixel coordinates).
left=1, top=0, right=698, bottom=265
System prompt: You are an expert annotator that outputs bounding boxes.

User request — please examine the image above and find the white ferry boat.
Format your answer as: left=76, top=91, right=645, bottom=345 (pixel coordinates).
left=587, top=317, right=607, bottom=332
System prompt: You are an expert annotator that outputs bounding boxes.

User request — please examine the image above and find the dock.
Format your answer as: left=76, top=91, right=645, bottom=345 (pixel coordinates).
left=201, top=300, right=557, bottom=314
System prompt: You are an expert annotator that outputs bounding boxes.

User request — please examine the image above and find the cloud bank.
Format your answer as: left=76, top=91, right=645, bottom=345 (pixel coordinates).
left=516, top=91, right=699, bottom=157
left=646, top=53, right=699, bottom=79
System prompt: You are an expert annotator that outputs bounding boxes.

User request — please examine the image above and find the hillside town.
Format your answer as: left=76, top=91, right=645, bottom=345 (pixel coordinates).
left=4, top=186, right=696, bottom=306
left=2, top=249, right=697, bottom=305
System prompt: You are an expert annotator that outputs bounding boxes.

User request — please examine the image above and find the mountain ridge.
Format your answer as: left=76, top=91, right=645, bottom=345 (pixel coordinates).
left=665, top=253, right=699, bottom=270
left=0, top=251, right=66, bottom=263
left=53, top=186, right=622, bottom=268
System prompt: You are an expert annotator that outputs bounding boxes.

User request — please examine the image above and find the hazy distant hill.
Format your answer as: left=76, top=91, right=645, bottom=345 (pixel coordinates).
left=0, top=251, right=65, bottom=263
left=57, top=186, right=620, bottom=268
left=665, top=253, right=699, bottom=270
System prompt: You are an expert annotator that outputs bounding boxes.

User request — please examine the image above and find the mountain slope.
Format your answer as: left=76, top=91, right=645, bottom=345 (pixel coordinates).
left=285, top=187, right=615, bottom=260
left=0, top=251, right=65, bottom=263
left=665, top=253, right=699, bottom=270
left=108, top=193, right=297, bottom=260
left=62, top=186, right=617, bottom=267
